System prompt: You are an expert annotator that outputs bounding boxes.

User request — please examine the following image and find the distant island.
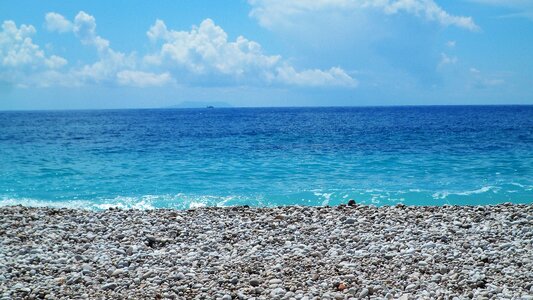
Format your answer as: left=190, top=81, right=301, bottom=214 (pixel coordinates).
left=165, top=101, right=232, bottom=109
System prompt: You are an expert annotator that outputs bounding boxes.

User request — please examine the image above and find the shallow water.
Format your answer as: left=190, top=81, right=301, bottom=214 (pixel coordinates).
left=0, top=106, right=532, bottom=209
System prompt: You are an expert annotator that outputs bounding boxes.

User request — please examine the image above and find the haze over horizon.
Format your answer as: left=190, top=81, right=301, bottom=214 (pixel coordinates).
left=1, top=0, right=532, bottom=110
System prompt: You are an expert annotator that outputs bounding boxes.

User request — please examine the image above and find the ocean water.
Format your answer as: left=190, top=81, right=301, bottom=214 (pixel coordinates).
left=0, top=106, right=532, bottom=210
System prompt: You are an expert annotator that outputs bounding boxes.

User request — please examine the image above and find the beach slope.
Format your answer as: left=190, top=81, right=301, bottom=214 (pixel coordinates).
left=1, top=204, right=532, bottom=299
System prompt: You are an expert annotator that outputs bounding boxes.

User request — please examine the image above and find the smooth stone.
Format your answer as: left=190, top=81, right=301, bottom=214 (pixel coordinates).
left=141, top=271, right=154, bottom=279
left=344, top=218, right=356, bottom=225
left=250, top=279, right=261, bottom=287
left=359, top=288, right=369, bottom=297
left=102, top=283, right=117, bottom=290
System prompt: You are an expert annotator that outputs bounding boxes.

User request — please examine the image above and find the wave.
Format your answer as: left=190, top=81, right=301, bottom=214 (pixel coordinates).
left=312, top=192, right=333, bottom=206
left=510, top=182, right=533, bottom=190
left=0, top=194, right=266, bottom=211
left=0, top=198, right=96, bottom=210
left=432, top=186, right=498, bottom=200
left=1, top=184, right=531, bottom=210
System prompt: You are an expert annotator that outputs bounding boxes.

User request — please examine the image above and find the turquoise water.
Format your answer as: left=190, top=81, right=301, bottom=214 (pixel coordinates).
left=0, top=106, right=532, bottom=209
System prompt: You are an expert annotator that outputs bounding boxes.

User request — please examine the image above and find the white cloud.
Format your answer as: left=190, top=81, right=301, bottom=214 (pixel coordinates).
left=0, top=20, right=68, bottom=87
left=446, top=40, right=456, bottom=48
left=45, top=11, right=139, bottom=85
left=75, top=50, right=135, bottom=83
left=1, top=21, right=40, bottom=67
left=378, top=0, right=479, bottom=30
left=117, top=70, right=173, bottom=87
left=73, top=11, right=110, bottom=52
left=145, top=19, right=280, bottom=76
left=46, top=11, right=111, bottom=51
left=276, top=65, right=358, bottom=87
left=45, top=12, right=110, bottom=54
left=44, top=55, right=68, bottom=69
left=438, top=53, right=458, bottom=68
left=145, top=18, right=356, bottom=87
left=147, top=19, right=169, bottom=42
left=249, top=0, right=479, bottom=31
left=45, top=12, right=73, bottom=33
left=4, top=12, right=356, bottom=89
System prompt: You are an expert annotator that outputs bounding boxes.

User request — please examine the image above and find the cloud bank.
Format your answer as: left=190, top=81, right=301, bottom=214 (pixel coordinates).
left=144, top=18, right=357, bottom=87
left=248, top=0, right=479, bottom=31
left=0, top=11, right=357, bottom=89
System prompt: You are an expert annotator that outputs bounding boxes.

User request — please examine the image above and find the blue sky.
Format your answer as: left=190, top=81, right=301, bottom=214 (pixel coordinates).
left=0, top=0, right=532, bottom=109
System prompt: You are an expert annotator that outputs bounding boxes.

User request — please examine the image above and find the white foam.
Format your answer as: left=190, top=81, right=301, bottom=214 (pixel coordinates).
left=0, top=195, right=161, bottom=211
left=313, top=192, right=333, bottom=206
left=0, top=198, right=95, bottom=210
left=510, top=182, right=533, bottom=190
left=432, top=186, right=497, bottom=199
left=189, top=202, right=207, bottom=209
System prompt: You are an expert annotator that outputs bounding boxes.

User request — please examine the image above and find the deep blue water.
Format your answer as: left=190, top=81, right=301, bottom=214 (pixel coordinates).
left=0, top=106, right=532, bottom=209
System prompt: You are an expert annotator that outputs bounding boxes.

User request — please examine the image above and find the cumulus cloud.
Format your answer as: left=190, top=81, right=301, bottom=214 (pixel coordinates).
left=145, top=19, right=280, bottom=76
left=249, top=0, right=479, bottom=31
left=146, top=19, right=169, bottom=42
left=1, top=21, right=53, bottom=67
left=276, top=65, right=357, bottom=87
left=45, top=12, right=73, bottom=33
left=75, top=50, right=135, bottom=84
left=0, top=20, right=68, bottom=87
left=145, top=18, right=356, bottom=87
left=44, top=11, right=138, bottom=85
left=3, top=11, right=356, bottom=89
left=72, top=11, right=111, bottom=52
left=117, top=70, right=173, bottom=87
left=46, top=11, right=111, bottom=51
left=44, top=55, right=68, bottom=69
left=246, top=1, right=481, bottom=87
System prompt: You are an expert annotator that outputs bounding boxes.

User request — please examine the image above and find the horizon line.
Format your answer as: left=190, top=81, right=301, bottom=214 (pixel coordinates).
left=1, top=103, right=532, bottom=113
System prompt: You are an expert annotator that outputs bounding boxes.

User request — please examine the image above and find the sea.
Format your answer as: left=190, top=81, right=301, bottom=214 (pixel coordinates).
left=0, top=106, right=532, bottom=210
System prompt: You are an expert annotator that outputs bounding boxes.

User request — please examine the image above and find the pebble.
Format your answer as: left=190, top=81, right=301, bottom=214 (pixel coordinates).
left=360, top=288, right=369, bottom=297
left=0, top=204, right=531, bottom=299
left=344, top=218, right=356, bottom=224
left=141, top=270, right=154, bottom=279
left=250, top=279, right=261, bottom=287
left=101, top=283, right=117, bottom=290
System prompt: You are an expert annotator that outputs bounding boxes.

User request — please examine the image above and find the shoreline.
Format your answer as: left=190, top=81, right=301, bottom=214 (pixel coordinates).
left=1, top=204, right=532, bottom=299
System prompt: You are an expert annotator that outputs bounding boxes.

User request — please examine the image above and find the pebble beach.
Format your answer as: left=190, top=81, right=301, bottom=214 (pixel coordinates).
left=1, top=203, right=532, bottom=300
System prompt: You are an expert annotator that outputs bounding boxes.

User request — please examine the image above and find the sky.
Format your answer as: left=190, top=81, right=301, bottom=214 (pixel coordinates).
left=0, top=0, right=532, bottom=110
